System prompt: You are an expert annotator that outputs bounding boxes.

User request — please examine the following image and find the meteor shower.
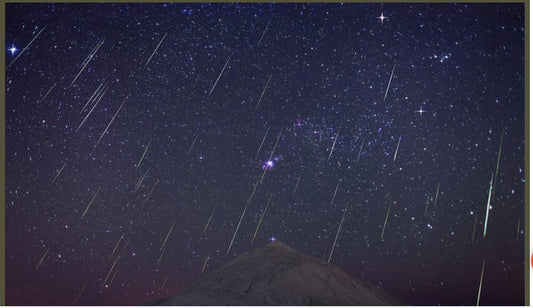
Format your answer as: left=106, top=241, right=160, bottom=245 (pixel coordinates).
left=5, top=3, right=525, bottom=305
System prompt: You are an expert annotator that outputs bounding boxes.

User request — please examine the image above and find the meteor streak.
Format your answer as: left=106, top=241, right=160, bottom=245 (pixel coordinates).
left=208, top=54, right=232, bottom=96
left=7, top=26, right=47, bottom=69
left=81, top=187, right=101, bottom=219
left=74, top=281, right=88, bottom=304
left=483, top=174, right=493, bottom=238
left=226, top=201, right=251, bottom=256
left=52, top=162, right=67, bottom=183
left=102, top=255, right=120, bottom=288
left=476, top=259, right=486, bottom=306
left=136, top=141, right=151, bottom=170
left=257, top=17, right=272, bottom=45
left=328, top=128, right=340, bottom=160
left=328, top=206, right=347, bottom=263
left=251, top=193, right=272, bottom=246
left=356, top=138, right=364, bottom=164
left=77, top=85, right=109, bottom=132
left=330, top=180, right=340, bottom=207
left=94, top=95, right=129, bottom=150
left=255, top=74, right=272, bottom=110
left=381, top=200, right=392, bottom=239
left=81, top=75, right=110, bottom=114
left=201, top=253, right=211, bottom=272
left=383, top=64, right=396, bottom=103
left=108, top=234, right=123, bottom=260
left=35, top=247, right=50, bottom=270
left=69, top=38, right=105, bottom=88
left=492, top=130, right=504, bottom=202
left=434, top=183, right=440, bottom=207
left=39, top=83, right=56, bottom=103
left=424, top=194, right=430, bottom=216
left=203, top=210, right=215, bottom=233
left=135, top=168, right=150, bottom=191
left=160, top=222, right=175, bottom=252
left=293, top=174, right=302, bottom=195
left=186, top=134, right=199, bottom=156
left=255, top=126, right=271, bottom=159
left=471, top=214, right=477, bottom=243
left=145, top=32, right=167, bottom=67
left=161, top=271, right=170, bottom=289
left=393, top=136, right=401, bottom=162
left=144, top=180, right=159, bottom=203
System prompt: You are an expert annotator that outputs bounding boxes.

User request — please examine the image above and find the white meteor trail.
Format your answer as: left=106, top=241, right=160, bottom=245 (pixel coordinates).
left=81, top=75, right=110, bottom=114
left=434, top=183, right=440, bottom=207
left=381, top=200, right=392, bottom=239
left=472, top=214, right=477, bottom=243
left=201, top=253, right=211, bottom=273
left=255, top=74, right=272, bottom=110
left=76, top=85, right=109, bottom=132
left=251, top=193, right=272, bottom=246
left=186, top=134, right=200, bottom=156
left=257, top=17, right=272, bottom=45
left=356, top=138, right=364, bottom=164
left=203, top=210, right=215, bottom=233
left=293, top=174, right=302, bottom=195
left=144, top=180, right=159, bottom=203
left=255, top=126, right=271, bottom=159
left=7, top=26, right=47, bottom=69
left=226, top=201, right=251, bottom=256
left=393, top=136, right=401, bottom=162
left=161, top=271, right=170, bottom=289
left=135, top=168, right=150, bottom=191
left=108, top=234, right=123, bottom=260
left=69, top=38, right=105, bottom=88
left=383, top=63, right=396, bottom=103
left=52, top=162, right=67, bottom=183
left=39, top=83, right=56, bottom=103
left=35, top=247, right=50, bottom=270
left=328, top=207, right=347, bottom=263
left=81, top=187, right=101, bottom=219
left=102, top=255, right=120, bottom=288
left=160, top=222, right=175, bottom=252
left=483, top=174, right=493, bottom=238
left=424, top=194, right=430, bottom=216
left=145, top=32, right=167, bottom=67
left=330, top=180, right=340, bottom=207
left=74, top=281, right=88, bottom=304
left=492, top=130, right=504, bottom=202
left=476, top=259, right=486, bottom=306
left=136, top=141, right=151, bottom=170
left=328, top=128, right=341, bottom=160
left=94, top=95, right=129, bottom=150
left=209, top=54, right=232, bottom=96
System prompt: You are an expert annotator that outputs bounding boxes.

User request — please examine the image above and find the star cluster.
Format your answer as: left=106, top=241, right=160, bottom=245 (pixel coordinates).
left=5, top=3, right=525, bottom=305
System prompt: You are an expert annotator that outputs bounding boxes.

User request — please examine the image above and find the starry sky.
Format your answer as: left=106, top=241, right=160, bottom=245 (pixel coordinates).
left=5, top=2, right=526, bottom=305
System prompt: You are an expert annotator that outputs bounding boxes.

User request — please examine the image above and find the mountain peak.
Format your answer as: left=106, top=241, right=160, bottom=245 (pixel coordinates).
left=150, top=241, right=402, bottom=305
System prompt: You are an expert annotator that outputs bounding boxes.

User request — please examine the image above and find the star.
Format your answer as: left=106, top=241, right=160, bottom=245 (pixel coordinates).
left=377, top=12, right=388, bottom=25
left=8, top=44, right=18, bottom=56
left=415, top=106, right=426, bottom=117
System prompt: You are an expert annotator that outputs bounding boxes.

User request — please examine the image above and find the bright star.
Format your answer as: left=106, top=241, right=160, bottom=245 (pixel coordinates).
left=8, top=44, right=18, bottom=56
left=377, top=12, right=388, bottom=24
left=415, top=106, right=426, bottom=117
left=270, top=236, right=277, bottom=242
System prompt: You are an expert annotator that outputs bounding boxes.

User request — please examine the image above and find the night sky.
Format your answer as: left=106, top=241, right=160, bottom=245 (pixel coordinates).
left=5, top=3, right=526, bottom=305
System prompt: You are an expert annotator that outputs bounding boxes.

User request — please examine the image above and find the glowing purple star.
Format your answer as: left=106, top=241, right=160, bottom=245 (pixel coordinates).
left=263, top=160, right=274, bottom=170
left=270, top=236, right=277, bottom=242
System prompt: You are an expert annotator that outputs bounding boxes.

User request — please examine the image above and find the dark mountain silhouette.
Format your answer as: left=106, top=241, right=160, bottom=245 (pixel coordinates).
left=148, top=241, right=403, bottom=305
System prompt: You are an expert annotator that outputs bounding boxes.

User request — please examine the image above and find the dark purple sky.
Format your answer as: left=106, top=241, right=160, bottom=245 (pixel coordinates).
left=5, top=3, right=525, bottom=305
